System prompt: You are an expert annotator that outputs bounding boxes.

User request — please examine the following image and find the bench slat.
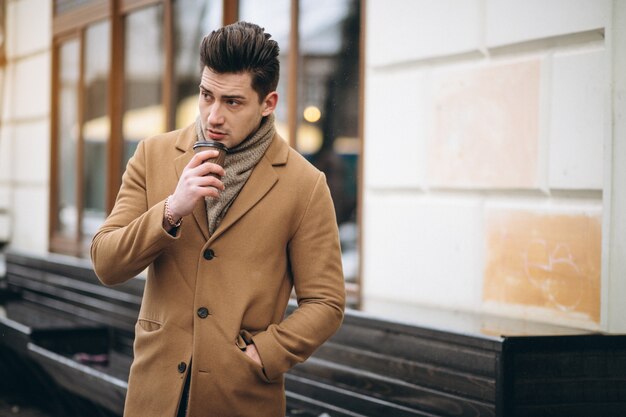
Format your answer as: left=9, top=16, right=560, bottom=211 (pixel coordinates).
left=313, top=342, right=496, bottom=402
left=291, top=357, right=496, bottom=417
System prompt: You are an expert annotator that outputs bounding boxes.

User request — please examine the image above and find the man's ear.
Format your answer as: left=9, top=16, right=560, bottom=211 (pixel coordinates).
left=261, top=92, right=278, bottom=116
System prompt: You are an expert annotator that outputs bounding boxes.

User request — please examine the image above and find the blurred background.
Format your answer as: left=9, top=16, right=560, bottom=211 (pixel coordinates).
left=1, top=0, right=625, bottom=337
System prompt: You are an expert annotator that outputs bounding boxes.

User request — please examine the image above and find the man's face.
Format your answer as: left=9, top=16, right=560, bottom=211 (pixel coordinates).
left=198, top=67, right=277, bottom=149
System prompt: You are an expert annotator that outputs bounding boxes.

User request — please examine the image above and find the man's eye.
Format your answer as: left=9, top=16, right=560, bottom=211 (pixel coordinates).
left=227, top=100, right=240, bottom=106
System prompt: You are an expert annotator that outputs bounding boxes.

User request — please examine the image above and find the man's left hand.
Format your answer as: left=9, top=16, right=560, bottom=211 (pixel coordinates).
left=244, top=343, right=263, bottom=367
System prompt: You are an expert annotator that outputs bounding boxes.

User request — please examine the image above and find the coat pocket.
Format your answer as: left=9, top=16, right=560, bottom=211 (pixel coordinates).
left=137, top=318, right=162, bottom=332
left=235, top=330, right=272, bottom=383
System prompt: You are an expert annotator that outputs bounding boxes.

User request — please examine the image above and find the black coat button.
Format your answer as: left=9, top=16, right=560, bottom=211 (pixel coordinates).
left=197, top=307, right=209, bottom=319
left=203, top=249, right=215, bottom=260
left=177, top=362, right=187, bottom=373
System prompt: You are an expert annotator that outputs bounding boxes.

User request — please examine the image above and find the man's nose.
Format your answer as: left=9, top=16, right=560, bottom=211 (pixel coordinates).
left=207, top=103, right=225, bottom=125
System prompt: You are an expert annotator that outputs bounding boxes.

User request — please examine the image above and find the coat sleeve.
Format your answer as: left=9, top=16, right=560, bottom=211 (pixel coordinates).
left=90, top=140, right=178, bottom=285
left=252, top=172, right=346, bottom=381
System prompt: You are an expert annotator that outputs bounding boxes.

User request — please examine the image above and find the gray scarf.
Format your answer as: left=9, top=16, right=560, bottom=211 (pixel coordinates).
left=195, top=114, right=275, bottom=236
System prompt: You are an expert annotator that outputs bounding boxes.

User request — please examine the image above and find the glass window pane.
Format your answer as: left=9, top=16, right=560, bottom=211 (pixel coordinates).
left=82, top=20, right=110, bottom=240
left=56, top=39, right=80, bottom=238
left=123, top=5, right=164, bottom=166
left=299, top=0, right=361, bottom=284
left=239, top=0, right=291, bottom=141
left=173, top=0, right=222, bottom=129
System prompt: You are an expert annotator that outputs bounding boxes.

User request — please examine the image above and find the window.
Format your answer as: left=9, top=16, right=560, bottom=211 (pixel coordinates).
left=239, top=0, right=291, bottom=140
left=173, top=0, right=223, bottom=129
left=122, top=4, right=165, bottom=165
left=54, top=39, right=80, bottom=245
left=50, top=0, right=223, bottom=255
left=83, top=21, right=111, bottom=242
left=298, top=0, right=361, bottom=303
left=51, top=16, right=111, bottom=256
left=50, top=0, right=363, bottom=306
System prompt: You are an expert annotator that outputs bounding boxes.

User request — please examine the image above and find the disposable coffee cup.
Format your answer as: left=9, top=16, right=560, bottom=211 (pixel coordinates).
left=193, top=141, right=228, bottom=177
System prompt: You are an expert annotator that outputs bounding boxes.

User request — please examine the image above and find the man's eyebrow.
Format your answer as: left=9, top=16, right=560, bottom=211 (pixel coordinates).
left=198, top=86, right=246, bottom=100
left=222, top=94, right=247, bottom=100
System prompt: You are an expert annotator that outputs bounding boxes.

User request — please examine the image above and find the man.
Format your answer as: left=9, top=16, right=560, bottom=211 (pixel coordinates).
left=91, top=21, right=345, bottom=417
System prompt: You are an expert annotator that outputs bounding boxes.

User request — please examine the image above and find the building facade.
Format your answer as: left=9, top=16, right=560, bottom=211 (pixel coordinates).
left=1, top=0, right=625, bottom=333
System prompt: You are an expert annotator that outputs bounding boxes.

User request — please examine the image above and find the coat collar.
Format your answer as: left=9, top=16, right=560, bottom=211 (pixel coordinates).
left=173, top=123, right=289, bottom=242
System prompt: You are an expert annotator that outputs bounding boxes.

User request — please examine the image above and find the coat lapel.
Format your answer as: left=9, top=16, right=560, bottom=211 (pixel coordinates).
left=208, top=135, right=289, bottom=244
left=208, top=156, right=277, bottom=244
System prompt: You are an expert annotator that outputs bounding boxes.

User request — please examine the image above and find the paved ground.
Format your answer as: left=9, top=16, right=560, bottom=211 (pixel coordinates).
left=0, top=393, right=336, bottom=417
left=0, top=394, right=57, bottom=417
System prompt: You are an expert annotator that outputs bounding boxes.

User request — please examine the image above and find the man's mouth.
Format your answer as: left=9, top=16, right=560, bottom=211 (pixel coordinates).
left=207, top=129, right=227, bottom=140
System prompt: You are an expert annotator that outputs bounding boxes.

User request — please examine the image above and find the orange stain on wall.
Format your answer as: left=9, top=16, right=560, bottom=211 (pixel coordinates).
left=483, top=210, right=602, bottom=323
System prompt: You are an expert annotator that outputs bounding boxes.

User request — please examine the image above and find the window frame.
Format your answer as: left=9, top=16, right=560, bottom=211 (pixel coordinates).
left=49, top=0, right=159, bottom=256
left=50, top=28, right=89, bottom=257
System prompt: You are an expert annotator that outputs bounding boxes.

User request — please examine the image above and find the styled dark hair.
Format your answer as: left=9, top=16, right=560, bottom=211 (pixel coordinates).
left=200, top=21, right=280, bottom=102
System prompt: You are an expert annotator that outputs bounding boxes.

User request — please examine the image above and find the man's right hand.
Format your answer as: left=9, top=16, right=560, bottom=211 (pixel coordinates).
left=164, top=150, right=226, bottom=227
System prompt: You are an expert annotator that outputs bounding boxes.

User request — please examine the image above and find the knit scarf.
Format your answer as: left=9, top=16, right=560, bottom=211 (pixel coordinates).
left=195, top=114, right=275, bottom=236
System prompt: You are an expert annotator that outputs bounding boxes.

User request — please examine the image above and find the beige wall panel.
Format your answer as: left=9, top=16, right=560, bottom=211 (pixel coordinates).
left=483, top=209, right=601, bottom=323
left=367, top=0, right=481, bottom=66
left=0, top=124, right=12, bottom=182
left=428, top=60, right=541, bottom=189
left=6, top=0, right=52, bottom=58
left=486, top=0, right=610, bottom=48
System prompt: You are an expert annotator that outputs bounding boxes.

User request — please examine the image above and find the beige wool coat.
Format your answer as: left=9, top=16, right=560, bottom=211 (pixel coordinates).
left=91, top=123, right=346, bottom=417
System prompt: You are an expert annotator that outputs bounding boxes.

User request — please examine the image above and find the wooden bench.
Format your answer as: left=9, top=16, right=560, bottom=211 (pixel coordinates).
left=285, top=304, right=626, bottom=417
left=2, top=250, right=626, bottom=417
left=1, top=251, right=141, bottom=416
